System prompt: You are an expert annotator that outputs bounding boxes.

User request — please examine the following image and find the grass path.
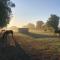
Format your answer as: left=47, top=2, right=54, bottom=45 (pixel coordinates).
left=14, top=33, right=60, bottom=53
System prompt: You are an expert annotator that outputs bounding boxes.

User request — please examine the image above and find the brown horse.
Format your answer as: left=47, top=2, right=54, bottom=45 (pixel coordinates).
left=0, top=30, right=31, bottom=60
left=2, top=30, right=13, bottom=38
left=1, top=30, right=15, bottom=47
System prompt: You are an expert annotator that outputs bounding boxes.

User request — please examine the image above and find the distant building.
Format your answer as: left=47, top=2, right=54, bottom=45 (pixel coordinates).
left=18, top=28, right=29, bottom=33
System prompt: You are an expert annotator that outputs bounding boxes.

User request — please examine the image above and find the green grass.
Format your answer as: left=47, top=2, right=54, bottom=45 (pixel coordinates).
left=14, top=33, right=60, bottom=55
left=0, top=32, right=60, bottom=59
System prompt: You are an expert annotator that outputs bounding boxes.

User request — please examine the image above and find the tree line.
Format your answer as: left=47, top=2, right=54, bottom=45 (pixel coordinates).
left=25, top=14, right=60, bottom=33
left=0, top=0, right=15, bottom=28
left=0, top=0, right=60, bottom=33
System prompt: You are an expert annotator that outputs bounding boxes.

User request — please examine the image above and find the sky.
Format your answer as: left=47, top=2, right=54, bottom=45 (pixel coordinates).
left=8, top=0, right=60, bottom=28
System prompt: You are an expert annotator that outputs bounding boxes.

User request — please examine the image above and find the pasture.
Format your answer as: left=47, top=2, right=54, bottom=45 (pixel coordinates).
left=13, top=32, right=60, bottom=60
left=0, top=31, right=60, bottom=60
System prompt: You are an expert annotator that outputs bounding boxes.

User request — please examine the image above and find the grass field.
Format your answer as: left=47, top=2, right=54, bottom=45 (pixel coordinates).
left=13, top=32, right=60, bottom=60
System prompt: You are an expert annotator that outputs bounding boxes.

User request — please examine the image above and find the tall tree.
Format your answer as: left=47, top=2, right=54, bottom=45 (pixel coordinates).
left=0, top=0, right=15, bottom=28
left=27, top=23, right=35, bottom=30
left=36, top=21, right=44, bottom=30
left=46, top=14, right=60, bottom=31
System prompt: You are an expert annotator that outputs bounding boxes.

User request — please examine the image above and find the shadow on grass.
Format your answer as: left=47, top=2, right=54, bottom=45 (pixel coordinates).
left=20, top=32, right=60, bottom=38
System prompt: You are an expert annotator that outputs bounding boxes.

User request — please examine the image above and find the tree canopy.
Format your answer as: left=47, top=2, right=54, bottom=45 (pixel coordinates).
left=27, top=23, right=35, bottom=30
left=46, top=14, right=60, bottom=31
left=0, top=0, right=15, bottom=28
left=36, top=21, right=44, bottom=30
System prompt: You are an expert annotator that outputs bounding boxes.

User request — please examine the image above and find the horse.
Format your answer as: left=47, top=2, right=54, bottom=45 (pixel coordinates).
left=0, top=30, right=15, bottom=47
left=0, top=30, right=31, bottom=60
left=2, top=30, right=13, bottom=38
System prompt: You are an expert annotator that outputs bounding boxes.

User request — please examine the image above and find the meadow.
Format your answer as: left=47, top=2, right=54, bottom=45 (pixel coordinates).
left=14, top=32, right=60, bottom=60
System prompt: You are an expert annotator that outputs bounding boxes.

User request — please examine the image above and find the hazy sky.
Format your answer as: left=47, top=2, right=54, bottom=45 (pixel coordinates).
left=8, top=0, right=60, bottom=27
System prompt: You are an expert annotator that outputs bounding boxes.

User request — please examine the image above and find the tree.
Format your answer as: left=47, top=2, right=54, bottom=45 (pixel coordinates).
left=42, top=24, right=54, bottom=32
left=46, top=14, right=60, bottom=31
left=27, top=23, right=35, bottom=30
left=36, top=21, right=44, bottom=30
left=0, top=0, right=15, bottom=28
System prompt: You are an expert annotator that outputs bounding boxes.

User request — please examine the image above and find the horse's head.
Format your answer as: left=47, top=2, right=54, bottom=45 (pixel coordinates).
left=2, top=30, right=15, bottom=47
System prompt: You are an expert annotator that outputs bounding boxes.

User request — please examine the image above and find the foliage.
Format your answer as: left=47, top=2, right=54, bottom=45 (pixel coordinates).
left=27, top=23, right=35, bottom=30
left=46, top=14, right=60, bottom=31
left=42, top=24, right=54, bottom=32
left=36, top=21, right=44, bottom=30
left=0, top=0, right=15, bottom=28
